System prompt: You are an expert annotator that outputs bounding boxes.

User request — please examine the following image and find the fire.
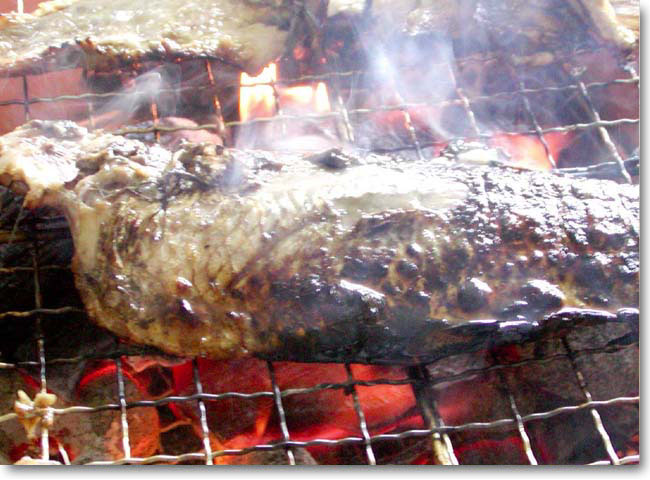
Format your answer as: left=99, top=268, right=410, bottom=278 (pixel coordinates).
left=490, top=131, right=574, bottom=171
left=239, top=63, right=331, bottom=122
left=281, top=82, right=332, bottom=115
left=239, top=63, right=277, bottom=122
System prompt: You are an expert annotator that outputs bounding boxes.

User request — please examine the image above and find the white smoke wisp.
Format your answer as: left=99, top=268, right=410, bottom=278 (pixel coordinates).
left=355, top=30, right=462, bottom=151
left=88, top=66, right=181, bottom=130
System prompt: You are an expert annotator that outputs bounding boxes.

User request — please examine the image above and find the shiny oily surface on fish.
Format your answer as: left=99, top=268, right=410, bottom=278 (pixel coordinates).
left=0, top=121, right=639, bottom=363
left=0, top=0, right=294, bottom=75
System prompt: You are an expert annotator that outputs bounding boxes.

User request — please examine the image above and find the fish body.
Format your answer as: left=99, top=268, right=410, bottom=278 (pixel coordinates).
left=0, top=121, right=639, bottom=363
left=0, top=0, right=297, bottom=75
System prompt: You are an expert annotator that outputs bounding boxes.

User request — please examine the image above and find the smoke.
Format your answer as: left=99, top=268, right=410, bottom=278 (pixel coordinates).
left=90, top=65, right=181, bottom=129
left=369, top=33, right=460, bottom=140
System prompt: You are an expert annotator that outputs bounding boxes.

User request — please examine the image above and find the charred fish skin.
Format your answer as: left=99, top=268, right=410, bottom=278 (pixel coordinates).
left=0, top=121, right=639, bottom=364
left=237, top=163, right=639, bottom=363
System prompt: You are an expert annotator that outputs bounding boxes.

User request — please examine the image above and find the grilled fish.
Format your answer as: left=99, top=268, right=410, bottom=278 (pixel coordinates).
left=0, top=0, right=299, bottom=76
left=327, top=0, right=637, bottom=65
left=0, top=0, right=636, bottom=77
left=0, top=120, right=639, bottom=363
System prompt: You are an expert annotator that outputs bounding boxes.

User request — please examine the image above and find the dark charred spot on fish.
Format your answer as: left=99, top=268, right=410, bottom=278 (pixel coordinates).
left=617, top=253, right=639, bottom=278
left=587, top=294, right=610, bottom=306
left=270, top=274, right=327, bottom=305
left=442, top=245, right=470, bottom=272
left=41, top=142, right=58, bottom=156
left=177, top=143, right=221, bottom=172
left=528, top=227, right=545, bottom=244
left=405, top=288, right=431, bottom=306
left=136, top=317, right=155, bottom=330
left=457, top=277, right=492, bottom=313
left=299, top=276, right=329, bottom=305
left=499, top=213, right=525, bottom=243
left=423, top=263, right=445, bottom=291
left=381, top=282, right=401, bottom=296
left=247, top=275, right=264, bottom=291
left=159, top=169, right=215, bottom=197
left=587, top=222, right=629, bottom=250
left=275, top=326, right=320, bottom=360
left=364, top=216, right=394, bottom=237
left=496, top=300, right=530, bottom=319
left=546, top=249, right=564, bottom=266
left=307, top=148, right=352, bottom=170
left=565, top=252, right=578, bottom=266
left=230, top=289, right=245, bottom=301
left=406, top=243, right=424, bottom=258
left=341, top=256, right=389, bottom=280
left=83, top=273, right=100, bottom=291
left=500, top=262, right=515, bottom=278
left=285, top=281, right=387, bottom=355
left=114, top=214, right=142, bottom=254
left=396, top=259, right=419, bottom=279
left=174, top=298, right=200, bottom=328
left=519, top=279, right=565, bottom=310
left=269, top=280, right=294, bottom=302
left=257, top=158, right=283, bottom=171
left=574, top=254, right=613, bottom=291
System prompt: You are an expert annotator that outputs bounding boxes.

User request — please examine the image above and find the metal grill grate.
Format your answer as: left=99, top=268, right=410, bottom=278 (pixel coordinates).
left=0, top=0, right=640, bottom=466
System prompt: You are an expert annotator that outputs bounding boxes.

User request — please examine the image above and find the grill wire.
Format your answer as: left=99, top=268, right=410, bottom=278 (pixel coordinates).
left=0, top=4, right=640, bottom=465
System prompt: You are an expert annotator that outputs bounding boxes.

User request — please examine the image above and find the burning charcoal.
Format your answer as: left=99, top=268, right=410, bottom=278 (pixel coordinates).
left=72, top=362, right=160, bottom=462
left=171, top=359, right=418, bottom=465
left=159, top=422, right=203, bottom=461
left=1, top=362, right=161, bottom=464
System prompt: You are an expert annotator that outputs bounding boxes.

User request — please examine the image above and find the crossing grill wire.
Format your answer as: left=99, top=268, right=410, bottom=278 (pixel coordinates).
left=0, top=1, right=640, bottom=465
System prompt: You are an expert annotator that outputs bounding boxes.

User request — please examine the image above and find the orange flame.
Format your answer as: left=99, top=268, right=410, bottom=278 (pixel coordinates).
left=239, top=63, right=278, bottom=122
left=490, top=131, right=574, bottom=171
left=239, top=63, right=331, bottom=122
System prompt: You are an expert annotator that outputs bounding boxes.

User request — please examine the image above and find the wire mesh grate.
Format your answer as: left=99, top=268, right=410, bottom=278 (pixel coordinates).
left=0, top=0, right=640, bottom=465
